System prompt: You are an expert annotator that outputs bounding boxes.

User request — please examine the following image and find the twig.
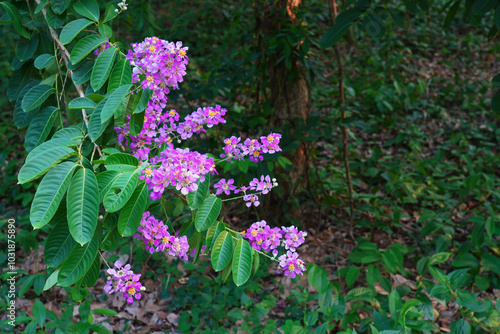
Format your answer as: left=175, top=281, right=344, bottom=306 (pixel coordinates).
left=332, top=0, right=355, bottom=241
left=34, top=0, right=103, bottom=159
left=167, top=189, right=187, bottom=203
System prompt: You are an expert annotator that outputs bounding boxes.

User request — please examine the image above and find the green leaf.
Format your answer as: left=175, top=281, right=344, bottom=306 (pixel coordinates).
left=346, top=266, right=360, bottom=287
left=43, top=269, right=60, bottom=291
left=8, top=63, right=33, bottom=101
left=59, top=18, right=94, bottom=45
left=88, top=97, right=110, bottom=141
left=133, top=88, right=153, bottom=113
left=129, top=110, right=144, bottom=136
left=101, top=84, right=131, bottom=123
left=416, top=0, right=429, bottom=11
left=16, top=35, right=39, bottom=61
left=320, top=8, right=363, bottom=48
left=211, top=231, right=233, bottom=271
left=98, top=23, right=112, bottom=39
left=482, top=254, right=500, bottom=274
left=18, top=139, right=77, bottom=184
left=45, top=218, right=77, bottom=268
left=35, top=0, right=49, bottom=14
left=30, top=161, right=77, bottom=228
left=450, top=319, right=471, bottom=334
left=108, top=59, right=132, bottom=92
left=46, top=7, right=65, bottom=28
left=103, top=2, right=119, bottom=22
left=73, top=0, right=100, bottom=22
left=97, top=170, right=121, bottom=202
left=472, top=0, right=497, bottom=15
left=22, top=84, right=55, bottom=112
left=195, top=196, right=222, bottom=232
left=366, top=264, right=380, bottom=285
left=457, top=292, right=493, bottom=313
left=308, top=264, right=329, bottom=294
left=70, top=34, right=106, bottom=64
left=205, top=220, right=225, bottom=249
left=58, top=235, right=99, bottom=287
left=346, top=287, right=373, bottom=302
left=103, top=172, right=139, bottom=213
left=33, top=300, right=46, bottom=328
left=187, top=174, right=210, bottom=210
left=0, top=2, right=30, bottom=38
left=67, top=167, right=100, bottom=245
left=91, top=47, right=117, bottom=91
left=34, top=54, right=55, bottom=69
left=33, top=275, right=45, bottom=296
left=93, top=308, right=118, bottom=316
left=117, top=181, right=149, bottom=236
left=388, top=289, right=401, bottom=322
left=444, top=1, right=461, bottom=29
left=232, top=238, right=253, bottom=286
left=82, top=254, right=100, bottom=287
left=25, top=106, right=58, bottom=152
left=68, top=97, right=96, bottom=110
left=105, top=153, right=139, bottom=172
left=51, top=0, right=71, bottom=14
left=72, top=61, right=94, bottom=85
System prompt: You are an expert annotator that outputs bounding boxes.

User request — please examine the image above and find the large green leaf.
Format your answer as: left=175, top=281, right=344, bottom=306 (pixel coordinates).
left=0, top=2, right=30, bottom=38
left=43, top=269, right=60, bottom=291
left=100, top=84, right=131, bottom=123
left=82, top=254, right=100, bottom=287
left=34, top=54, right=55, bottom=69
left=58, top=235, right=99, bottom=287
left=67, top=167, right=100, bottom=245
left=129, top=110, right=145, bottom=136
left=103, top=172, right=139, bottom=213
left=8, top=63, right=33, bottom=101
left=73, top=0, right=100, bottom=22
left=18, top=139, right=77, bottom=184
left=133, top=88, right=153, bottom=113
left=30, top=161, right=77, bottom=229
left=211, top=231, right=233, bottom=271
left=51, top=0, right=71, bottom=14
left=108, top=59, right=132, bottom=92
left=96, top=170, right=121, bottom=202
left=16, top=35, right=39, bottom=61
left=232, top=238, right=253, bottom=286
left=70, top=35, right=106, bottom=64
left=33, top=300, right=46, bottom=328
left=194, top=196, right=222, bottom=232
left=320, top=8, right=363, bottom=48
left=91, top=47, right=117, bottom=91
left=25, top=106, right=58, bottom=152
left=88, top=97, right=109, bottom=141
left=72, top=61, right=94, bottom=85
left=21, top=84, right=55, bottom=112
left=44, top=218, right=77, bottom=268
left=103, top=2, right=118, bottom=22
left=117, top=181, right=149, bottom=236
left=59, top=18, right=94, bottom=45
left=205, top=220, right=225, bottom=250
left=68, top=97, right=96, bottom=110
left=472, top=0, right=497, bottom=15
left=187, top=174, right=210, bottom=210
left=105, top=153, right=139, bottom=172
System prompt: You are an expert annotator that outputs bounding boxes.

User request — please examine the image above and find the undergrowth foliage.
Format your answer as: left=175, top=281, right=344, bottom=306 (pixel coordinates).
left=5, top=0, right=307, bottom=311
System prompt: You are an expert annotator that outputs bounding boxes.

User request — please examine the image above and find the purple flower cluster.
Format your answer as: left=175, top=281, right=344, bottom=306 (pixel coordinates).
left=140, top=147, right=216, bottom=199
left=233, top=175, right=278, bottom=207
left=221, top=133, right=282, bottom=162
left=104, top=261, right=144, bottom=303
left=244, top=220, right=307, bottom=278
left=214, top=178, right=236, bottom=195
left=134, top=212, right=190, bottom=260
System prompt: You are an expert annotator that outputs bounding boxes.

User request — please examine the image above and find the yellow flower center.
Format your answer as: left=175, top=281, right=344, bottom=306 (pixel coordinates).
left=162, top=236, right=169, bottom=243
left=128, top=287, right=136, bottom=295
left=288, top=264, right=295, bottom=271
left=153, top=37, right=159, bottom=41
left=147, top=76, right=153, bottom=82
left=179, top=50, right=186, bottom=57
left=257, top=240, right=263, bottom=245
left=267, top=135, right=274, bottom=142
left=145, top=169, right=152, bottom=176
left=208, top=111, right=216, bottom=117
left=167, top=137, right=172, bottom=143
left=144, top=116, right=148, bottom=122
left=169, top=110, right=176, bottom=116
left=251, top=230, right=258, bottom=236
left=224, top=139, right=231, bottom=145
left=253, top=151, right=260, bottom=157
left=149, top=46, right=156, bottom=52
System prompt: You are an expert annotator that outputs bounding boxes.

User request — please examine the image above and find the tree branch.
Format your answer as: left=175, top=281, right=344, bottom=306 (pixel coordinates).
left=34, top=0, right=103, bottom=159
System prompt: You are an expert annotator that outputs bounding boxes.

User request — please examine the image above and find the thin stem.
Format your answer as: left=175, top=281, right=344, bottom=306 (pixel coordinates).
left=99, top=251, right=111, bottom=270
left=332, top=0, right=355, bottom=241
